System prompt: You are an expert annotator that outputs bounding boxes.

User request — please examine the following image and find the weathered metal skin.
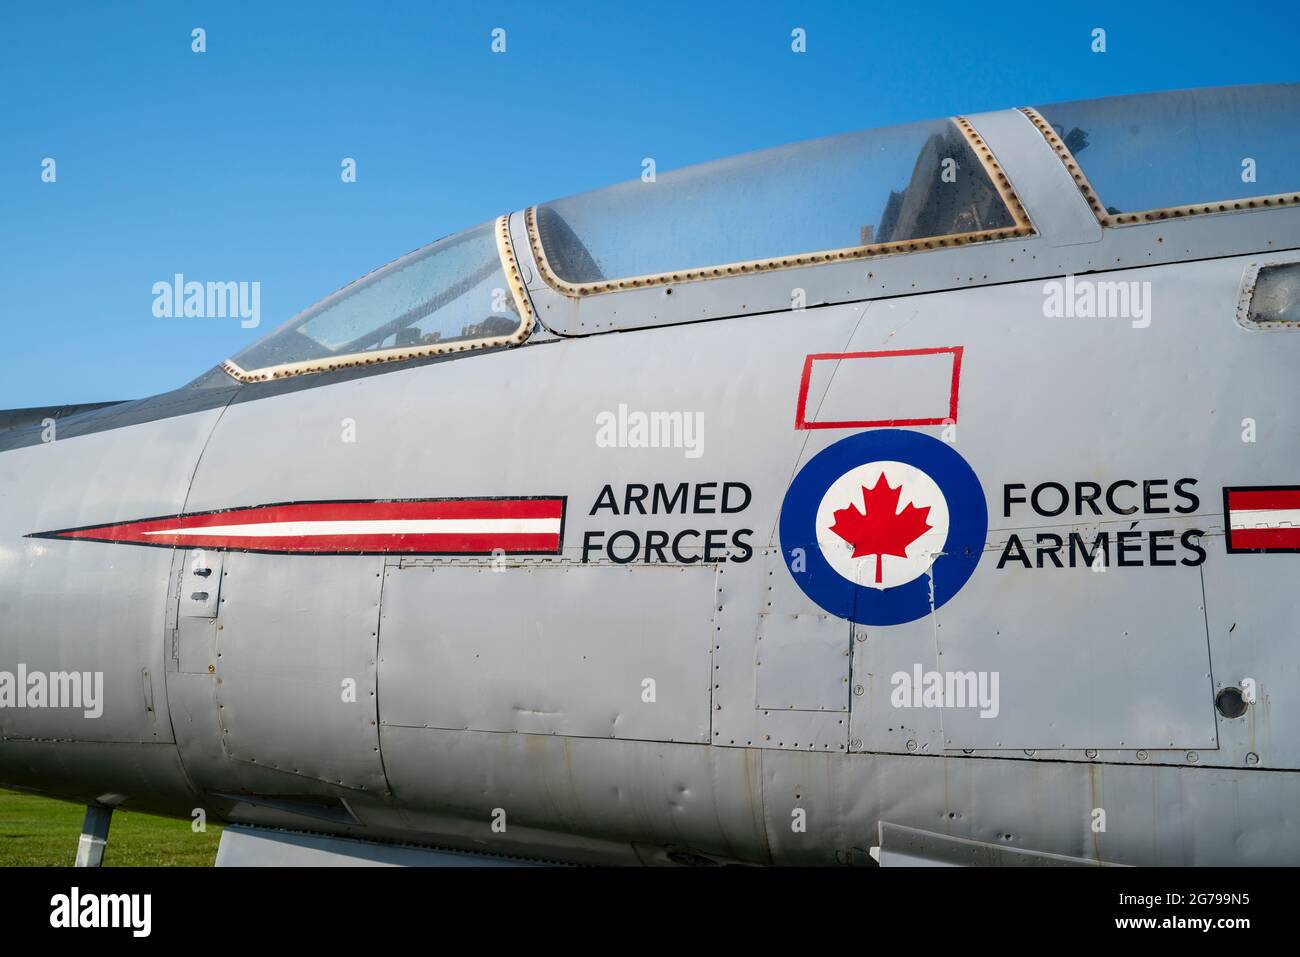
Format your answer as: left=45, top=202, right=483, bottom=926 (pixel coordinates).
left=1, top=95, right=1298, bottom=865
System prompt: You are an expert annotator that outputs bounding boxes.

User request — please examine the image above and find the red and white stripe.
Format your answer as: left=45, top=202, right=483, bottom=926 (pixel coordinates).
left=35, top=498, right=565, bottom=554
left=1225, top=487, right=1300, bottom=552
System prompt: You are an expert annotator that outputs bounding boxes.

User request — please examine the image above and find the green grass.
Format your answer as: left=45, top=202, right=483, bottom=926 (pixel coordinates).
left=0, top=788, right=222, bottom=866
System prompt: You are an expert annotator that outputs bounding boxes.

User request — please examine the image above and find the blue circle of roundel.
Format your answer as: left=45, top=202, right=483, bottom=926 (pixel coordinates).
left=779, top=430, right=988, bottom=626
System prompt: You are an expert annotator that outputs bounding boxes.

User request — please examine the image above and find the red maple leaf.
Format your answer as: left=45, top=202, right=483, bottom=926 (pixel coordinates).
left=828, top=473, right=933, bottom=584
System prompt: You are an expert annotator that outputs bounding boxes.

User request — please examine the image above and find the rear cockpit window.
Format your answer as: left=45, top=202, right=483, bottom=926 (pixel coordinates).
left=1238, top=260, right=1300, bottom=329
left=1027, top=84, right=1300, bottom=225
left=224, top=218, right=529, bottom=381
left=530, top=117, right=1031, bottom=296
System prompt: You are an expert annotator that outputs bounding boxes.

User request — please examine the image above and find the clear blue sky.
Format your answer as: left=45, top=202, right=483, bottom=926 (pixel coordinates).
left=1, top=1, right=1296, bottom=407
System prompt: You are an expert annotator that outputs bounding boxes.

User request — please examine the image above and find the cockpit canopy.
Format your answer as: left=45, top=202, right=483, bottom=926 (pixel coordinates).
left=224, top=83, right=1299, bottom=382
left=534, top=116, right=1022, bottom=290
left=1032, top=84, right=1300, bottom=221
left=226, top=219, right=523, bottom=380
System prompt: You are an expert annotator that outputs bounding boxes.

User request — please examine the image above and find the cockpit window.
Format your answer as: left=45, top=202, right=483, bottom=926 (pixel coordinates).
left=224, top=218, right=529, bottom=381
left=1029, top=84, right=1300, bottom=225
left=529, top=117, right=1031, bottom=296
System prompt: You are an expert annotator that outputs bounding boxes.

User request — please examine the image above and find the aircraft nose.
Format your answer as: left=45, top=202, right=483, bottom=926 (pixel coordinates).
left=0, top=443, right=49, bottom=770
left=0, top=396, right=234, bottom=809
left=0, top=448, right=104, bottom=755
left=0, top=412, right=181, bottom=795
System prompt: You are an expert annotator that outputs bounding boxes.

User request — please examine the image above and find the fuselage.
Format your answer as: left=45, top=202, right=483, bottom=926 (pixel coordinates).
left=2, top=85, right=1299, bottom=865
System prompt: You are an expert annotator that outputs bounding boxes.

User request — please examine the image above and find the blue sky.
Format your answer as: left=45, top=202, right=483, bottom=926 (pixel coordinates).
left=1, top=0, right=1296, bottom=407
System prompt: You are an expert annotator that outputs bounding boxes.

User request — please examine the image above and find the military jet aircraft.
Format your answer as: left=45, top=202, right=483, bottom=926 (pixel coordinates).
left=1, top=83, right=1298, bottom=866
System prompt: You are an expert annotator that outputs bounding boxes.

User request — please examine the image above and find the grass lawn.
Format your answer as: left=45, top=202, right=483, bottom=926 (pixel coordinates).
left=0, top=788, right=221, bottom=867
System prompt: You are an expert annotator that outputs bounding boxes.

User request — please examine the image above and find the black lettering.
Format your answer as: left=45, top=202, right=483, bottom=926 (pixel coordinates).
left=721, top=482, right=752, bottom=514
left=1149, top=530, right=1177, bottom=566
left=624, top=484, right=649, bottom=515
left=644, top=530, right=670, bottom=564
left=1143, top=479, right=1170, bottom=514
left=1116, top=530, right=1143, bottom=566
left=730, top=528, right=754, bottom=563
left=1031, top=482, right=1069, bottom=517
left=581, top=530, right=606, bottom=562
left=692, top=483, right=718, bottom=514
left=704, top=529, right=727, bottom=562
left=589, top=485, right=619, bottom=515
left=1105, top=480, right=1139, bottom=515
left=1174, top=478, right=1200, bottom=514
left=998, top=534, right=1032, bottom=568
left=1075, top=482, right=1103, bottom=516
left=1003, top=483, right=1027, bottom=518
left=652, top=482, right=689, bottom=515
left=1036, top=533, right=1064, bottom=568
left=671, top=529, right=701, bottom=563
left=1180, top=529, right=1207, bottom=566
left=1069, top=531, right=1110, bottom=568
left=607, top=530, right=641, bottom=564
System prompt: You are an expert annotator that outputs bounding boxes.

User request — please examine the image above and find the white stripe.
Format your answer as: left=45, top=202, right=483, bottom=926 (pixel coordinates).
left=1229, top=507, right=1300, bottom=530
left=144, top=518, right=560, bottom=538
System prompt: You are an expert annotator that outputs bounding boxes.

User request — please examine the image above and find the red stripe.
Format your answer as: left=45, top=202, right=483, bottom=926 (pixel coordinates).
left=47, top=498, right=565, bottom=554
left=1227, top=489, right=1300, bottom=512
left=122, top=532, right=561, bottom=553
left=175, top=499, right=563, bottom=527
left=60, top=521, right=180, bottom=542
left=1231, top=527, right=1300, bottom=550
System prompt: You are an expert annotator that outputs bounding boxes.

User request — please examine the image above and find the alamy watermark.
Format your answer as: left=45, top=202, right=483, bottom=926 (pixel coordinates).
left=595, top=404, right=704, bottom=459
left=152, top=273, right=260, bottom=328
left=50, top=887, right=150, bottom=937
left=891, top=664, right=1000, bottom=719
left=1042, top=275, right=1151, bottom=329
left=0, top=665, right=103, bottom=718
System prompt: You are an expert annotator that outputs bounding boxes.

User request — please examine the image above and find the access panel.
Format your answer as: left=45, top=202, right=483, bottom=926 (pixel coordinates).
left=377, top=562, right=715, bottom=743
left=930, top=530, right=1218, bottom=751
left=211, top=553, right=387, bottom=791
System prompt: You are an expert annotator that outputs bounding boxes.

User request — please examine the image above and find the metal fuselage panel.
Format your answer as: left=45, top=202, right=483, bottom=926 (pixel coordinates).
left=0, top=408, right=227, bottom=749
left=1, top=245, right=1298, bottom=864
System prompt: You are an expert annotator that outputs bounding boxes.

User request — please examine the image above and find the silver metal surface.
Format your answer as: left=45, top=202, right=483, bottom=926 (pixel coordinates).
left=2, top=86, right=1299, bottom=866
left=378, top=562, right=714, bottom=742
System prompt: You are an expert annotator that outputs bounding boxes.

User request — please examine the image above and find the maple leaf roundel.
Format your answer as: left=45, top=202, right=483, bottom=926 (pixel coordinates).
left=816, top=461, right=949, bottom=589
left=780, top=429, right=988, bottom=626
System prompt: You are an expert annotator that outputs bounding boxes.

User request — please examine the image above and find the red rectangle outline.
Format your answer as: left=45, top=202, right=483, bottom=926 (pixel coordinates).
left=794, top=346, right=963, bottom=430
left=1225, top=488, right=1300, bottom=512
left=1223, top=484, right=1300, bottom=554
